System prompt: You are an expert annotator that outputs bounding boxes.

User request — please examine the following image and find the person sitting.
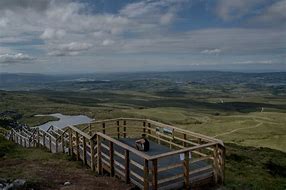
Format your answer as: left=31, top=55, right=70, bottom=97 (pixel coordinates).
left=135, top=134, right=149, bottom=151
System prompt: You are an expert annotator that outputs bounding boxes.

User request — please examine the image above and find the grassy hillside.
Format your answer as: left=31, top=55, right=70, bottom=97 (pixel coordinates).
left=0, top=71, right=285, bottom=189
left=124, top=108, right=286, bottom=152
left=224, top=143, right=286, bottom=190
left=0, top=135, right=132, bottom=190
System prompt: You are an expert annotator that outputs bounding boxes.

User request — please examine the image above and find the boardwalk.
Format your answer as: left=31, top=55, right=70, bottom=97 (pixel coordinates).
left=8, top=118, right=225, bottom=190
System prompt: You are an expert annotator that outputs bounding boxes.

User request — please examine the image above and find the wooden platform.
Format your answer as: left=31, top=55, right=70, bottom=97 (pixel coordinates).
left=101, top=138, right=213, bottom=189
left=8, top=118, right=225, bottom=190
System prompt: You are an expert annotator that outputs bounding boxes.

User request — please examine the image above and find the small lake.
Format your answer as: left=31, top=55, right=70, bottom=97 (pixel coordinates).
left=35, top=113, right=94, bottom=131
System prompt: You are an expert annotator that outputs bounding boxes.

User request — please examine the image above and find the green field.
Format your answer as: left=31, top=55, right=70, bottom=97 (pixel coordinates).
left=1, top=71, right=286, bottom=189
left=123, top=108, right=286, bottom=152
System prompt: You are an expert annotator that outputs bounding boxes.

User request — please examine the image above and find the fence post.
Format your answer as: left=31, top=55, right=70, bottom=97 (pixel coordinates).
left=75, top=132, right=80, bottom=161
left=43, top=133, right=46, bottom=148
left=220, top=145, right=225, bottom=184
left=183, top=151, right=190, bottom=189
left=143, top=121, right=146, bottom=134
left=28, top=137, right=31, bottom=147
left=11, top=131, right=14, bottom=142
left=83, top=137, right=87, bottom=165
left=144, top=159, right=149, bottom=190
left=152, top=159, right=158, bottom=190
left=97, top=135, right=102, bottom=174
left=37, top=129, right=40, bottom=147
left=123, top=120, right=126, bottom=138
left=90, top=138, right=95, bottom=171
left=183, top=134, right=187, bottom=147
left=69, top=129, right=73, bottom=156
left=33, top=133, right=36, bottom=147
left=102, top=123, right=105, bottom=134
left=213, top=144, right=219, bottom=184
left=62, top=135, right=65, bottom=153
left=148, top=123, right=151, bottom=137
left=117, top=120, right=120, bottom=139
left=109, top=141, right=114, bottom=176
left=55, top=138, right=58, bottom=153
left=125, top=150, right=130, bottom=183
left=11, top=130, right=14, bottom=142
left=49, top=135, right=52, bottom=152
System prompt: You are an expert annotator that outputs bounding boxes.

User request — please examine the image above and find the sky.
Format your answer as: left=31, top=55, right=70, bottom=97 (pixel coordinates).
left=0, top=0, right=285, bottom=73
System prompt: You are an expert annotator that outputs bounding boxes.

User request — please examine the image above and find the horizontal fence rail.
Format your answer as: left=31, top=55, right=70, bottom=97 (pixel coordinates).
left=6, top=117, right=225, bottom=190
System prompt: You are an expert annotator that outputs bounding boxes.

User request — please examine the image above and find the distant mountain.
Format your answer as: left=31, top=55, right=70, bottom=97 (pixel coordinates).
left=1, top=71, right=285, bottom=91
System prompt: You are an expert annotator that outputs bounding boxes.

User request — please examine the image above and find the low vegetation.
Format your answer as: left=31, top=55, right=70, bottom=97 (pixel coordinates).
left=0, top=71, right=285, bottom=189
left=225, top=143, right=286, bottom=190
left=0, top=135, right=132, bottom=190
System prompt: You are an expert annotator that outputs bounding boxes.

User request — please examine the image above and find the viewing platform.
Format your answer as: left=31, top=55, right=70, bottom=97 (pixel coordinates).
left=9, top=118, right=225, bottom=190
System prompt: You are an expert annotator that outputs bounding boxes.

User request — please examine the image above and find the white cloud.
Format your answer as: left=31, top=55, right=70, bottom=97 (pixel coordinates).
left=0, top=18, right=9, bottom=28
left=160, top=13, right=175, bottom=25
left=0, top=47, right=13, bottom=54
left=0, top=53, right=35, bottom=63
left=0, top=0, right=284, bottom=72
left=235, top=60, right=273, bottom=64
left=120, top=0, right=187, bottom=24
left=249, top=0, right=286, bottom=27
left=58, top=42, right=93, bottom=52
left=0, top=1, right=129, bottom=47
left=113, top=28, right=285, bottom=55
left=0, top=0, right=50, bottom=12
left=215, top=0, right=267, bottom=21
left=93, top=31, right=106, bottom=38
left=40, top=28, right=66, bottom=40
left=102, top=39, right=115, bottom=46
left=48, top=42, right=93, bottom=56
left=201, top=48, right=222, bottom=55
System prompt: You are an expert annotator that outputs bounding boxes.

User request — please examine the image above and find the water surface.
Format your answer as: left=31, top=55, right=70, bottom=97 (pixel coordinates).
left=35, top=113, right=94, bottom=131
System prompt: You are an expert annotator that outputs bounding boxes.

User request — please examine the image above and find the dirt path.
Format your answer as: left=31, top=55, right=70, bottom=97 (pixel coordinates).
left=213, top=114, right=280, bottom=138
left=213, top=122, right=263, bottom=138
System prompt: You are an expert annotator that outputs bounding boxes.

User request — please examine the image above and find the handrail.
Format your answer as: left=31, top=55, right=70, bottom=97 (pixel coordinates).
left=85, top=117, right=224, bottom=146
left=146, top=119, right=223, bottom=145
left=52, top=125, right=65, bottom=133
left=39, top=128, right=55, bottom=138
left=56, top=128, right=69, bottom=141
left=22, top=127, right=33, bottom=135
left=11, top=129, right=29, bottom=140
left=69, top=125, right=92, bottom=139
left=46, top=125, right=53, bottom=132
left=149, top=142, right=218, bottom=160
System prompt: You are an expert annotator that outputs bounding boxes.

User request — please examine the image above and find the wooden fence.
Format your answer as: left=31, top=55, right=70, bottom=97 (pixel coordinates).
left=8, top=118, right=225, bottom=190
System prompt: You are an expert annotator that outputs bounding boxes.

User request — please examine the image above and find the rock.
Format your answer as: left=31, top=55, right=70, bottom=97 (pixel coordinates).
left=12, top=179, right=26, bottom=189
left=3, top=183, right=14, bottom=190
left=64, top=181, right=71, bottom=186
left=0, top=178, right=7, bottom=183
left=0, top=183, right=4, bottom=188
left=64, top=147, right=69, bottom=153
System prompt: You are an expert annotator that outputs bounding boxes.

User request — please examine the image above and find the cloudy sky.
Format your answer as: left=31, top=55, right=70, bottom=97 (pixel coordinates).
left=0, top=0, right=285, bottom=73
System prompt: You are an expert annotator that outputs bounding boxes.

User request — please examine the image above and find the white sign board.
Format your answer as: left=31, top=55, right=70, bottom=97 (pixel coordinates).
left=180, top=152, right=192, bottom=160
left=163, top=128, right=173, bottom=134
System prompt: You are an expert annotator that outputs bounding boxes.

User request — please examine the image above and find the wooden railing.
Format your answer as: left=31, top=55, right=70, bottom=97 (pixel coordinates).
left=8, top=118, right=225, bottom=190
